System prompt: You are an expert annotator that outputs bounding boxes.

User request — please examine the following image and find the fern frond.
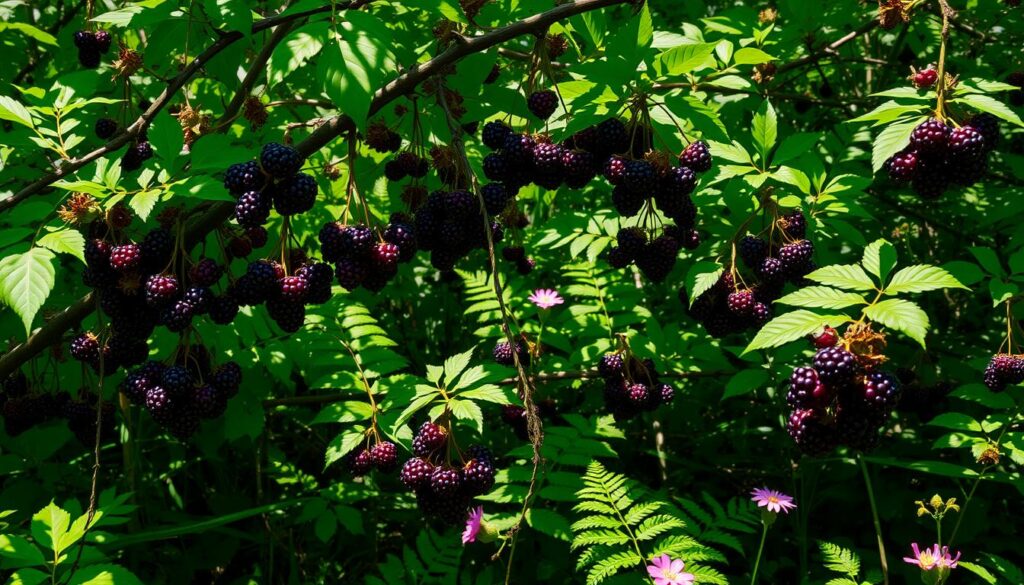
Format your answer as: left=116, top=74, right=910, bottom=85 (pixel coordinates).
left=819, top=541, right=861, bottom=577
left=571, top=515, right=626, bottom=532
left=634, top=515, right=686, bottom=541
left=571, top=529, right=631, bottom=550
left=586, top=551, right=644, bottom=585
left=622, top=501, right=663, bottom=526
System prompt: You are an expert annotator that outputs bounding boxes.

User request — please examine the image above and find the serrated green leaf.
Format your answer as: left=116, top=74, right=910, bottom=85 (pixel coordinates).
left=775, top=286, right=867, bottom=309
left=0, top=534, right=45, bottom=566
left=722, top=369, right=769, bottom=399
left=863, top=298, right=929, bottom=347
left=871, top=117, right=926, bottom=173
left=958, top=561, right=997, bottom=584
left=655, top=42, right=716, bottom=76
left=0, top=95, right=35, bottom=128
left=883, top=264, right=967, bottom=295
left=127, top=190, right=161, bottom=222
left=862, top=239, right=896, bottom=283
left=324, top=427, right=366, bottom=468
left=733, top=47, right=775, bottom=65
left=806, top=264, right=876, bottom=291
left=952, top=93, right=1024, bottom=127
left=320, top=12, right=393, bottom=129
left=707, top=140, right=751, bottom=164
left=443, top=349, right=474, bottom=387
left=0, top=248, right=56, bottom=336
left=37, top=229, right=85, bottom=263
left=0, top=23, right=57, bottom=46
left=752, top=100, right=777, bottom=162
left=744, top=310, right=850, bottom=353
left=686, top=263, right=723, bottom=307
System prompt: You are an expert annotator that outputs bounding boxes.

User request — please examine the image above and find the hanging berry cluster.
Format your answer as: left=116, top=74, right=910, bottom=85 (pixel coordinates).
left=686, top=209, right=814, bottom=337
left=0, top=372, right=115, bottom=444
left=414, top=189, right=505, bottom=272
left=398, top=421, right=497, bottom=525
left=884, top=113, right=1000, bottom=199
left=785, top=326, right=902, bottom=455
left=982, top=353, right=1024, bottom=392
left=319, top=216, right=417, bottom=292
left=73, top=29, right=112, bottom=68
left=596, top=349, right=676, bottom=422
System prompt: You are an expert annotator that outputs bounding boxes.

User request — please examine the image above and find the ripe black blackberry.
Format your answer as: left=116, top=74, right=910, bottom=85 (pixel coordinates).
left=635, top=235, right=679, bottom=282
left=515, top=257, right=536, bottom=274
left=463, top=456, right=496, bottom=494
left=967, top=113, right=999, bottom=151
left=478, top=183, right=507, bottom=215
left=234, top=190, right=271, bottom=227
left=120, top=142, right=153, bottom=171
left=726, top=290, right=754, bottom=316
left=161, top=365, right=192, bottom=396
left=297, top=263, right=333, bottom=303
left=371, top=242, right=401, bottom=278
left=430, top=465, right=464, bottom=496
left=502, top=246, right=525, bottom=262
left=679, top=141, right=712, bottom=172
left=947, top=126, right=986, bottom=161
left=144, top=385, right=175, bottom=424
left=84, top=238, right=112, bottom=270
left=260, top=142, right=303, bottom=178
left=527, top=90, right=559, bottom=120
left=70, top=333, right=101, bottom=363
left=278, top=276, right=308, bottom=303
left=413, top=421, right=448, bottom=457
left=160, top=300, right=195, bottom=332
left=983, top=354, right=1024, bottom=391
left=616, top=227, right=647, bottom=260
left=401, top=457, right=435, bottom=489
left=370, top=441, right=399, bottom=472
left=348, top=449, right=374, bottom=476
left=813, top=346, right=859, bottom=385
left=593, top=118, right=630, bottom=156
left=780, top=211, right=806, bottom=238
left=778, top=239, right=814, bottom=277
left=208, top=295, right=239, bottom=324
left=272, top=173, right=317, bottom=215
left=611, top=184, right=645, bottom=217
left=334, top=258, right=367, bottom=291
left=191, top=384, right=226, bottom=419
left=340, top=224, right=375, bottom=258
left=212, top=362, right=242, bottom=396
left=383, top=220, right=417, bottom=262
left=885, top=149, right=918, bottom=182
left=863, top=371, right=901, bottom=408
left=140, top=228, right=174, bottom=271
left=482, top=121, right=512, bottom=150
left=787, top=367, right=826, bottom=409
left=757, top=257, right=784, bottom=284
left=266, top=298, right=305, bottom=332
left=598, top=353, right=624, bottom=378
left=109, top=243, right=141, bottom=271
left=911, top=158, right=949, bottom=199
left=224, top=161, right=266, bottom=195
left=622, top=160, right=657, bottom=193
left=909, top=118, right=950, bottom=154
left=532, top=142, right=565, bottom=185
left=603, top=156, right=627, bottom=184
left=503, top=133, right=537, bottom=165
left=483, top=152, right=510, bottom=182
left=662, top=165, right=697, bottom=196
left=95, top=118, right=117, bottom=139
left=94, top=30, right=112, bottom=53
left=739, top=235, right=768, bottom=268
left=786, top=409, right=837, bottom=456
left=562, top=149, right=597, bottom=189
left=121, top=370, right=153, bottom=405
left=145, top=275, right=179, bottom=306
left=493, top=340, right=530, bottom=367
left=189, top=258, right=223, bottom=287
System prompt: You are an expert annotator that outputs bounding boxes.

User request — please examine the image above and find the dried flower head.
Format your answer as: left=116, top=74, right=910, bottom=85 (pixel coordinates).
left=57, top=193, right=101, bottom=225
left=112, top=47, right=143, bottom=78
left=878, top=0, right=910, bottom=30
left=243, top=95, right=268, bottom=129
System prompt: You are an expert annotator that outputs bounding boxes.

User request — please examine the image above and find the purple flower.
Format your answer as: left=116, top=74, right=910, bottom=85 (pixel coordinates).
left=528, top=288, right=564, bottom=309
left=646, top=554, right=695, bottom=585
left=462, top=506, right=484, bottom=545
left=750, top=488, right=796, bottom=514
left=903, top=543, right=960, bottom=571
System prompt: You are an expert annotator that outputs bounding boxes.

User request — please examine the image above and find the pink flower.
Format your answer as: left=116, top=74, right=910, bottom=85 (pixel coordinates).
left=903, top=543, right=960, bottom=571
left=462, top=506, right=483, bottom=545
left=646, top=554, right=695, bottom=585
left=528, top=288, right=564, bottom=309
left=750, top=488, right=796, bottom=514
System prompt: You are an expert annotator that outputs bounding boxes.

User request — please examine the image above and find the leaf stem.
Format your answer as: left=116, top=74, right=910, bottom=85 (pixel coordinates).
left=858, top=454, right=889, bottom=585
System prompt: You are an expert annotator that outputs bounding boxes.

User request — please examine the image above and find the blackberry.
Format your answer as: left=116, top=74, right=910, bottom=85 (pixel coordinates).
left=947, top=126, right=986, bottom=161
left=228, top=236, right=253, bottom=258
left=348, top=449, right=374, bottom=476
left=514, top=257, right=534, bottom=274
left=727, top=290, right=754, bottom=315
left=636, top=236, right=678, bottom=282
left=401, top=457, right=435, bottom=489
left=248, top=260, right=281, bottom=291
left=144, top=275, right=179, bottom=306
left=272, top=172, right=317, bottom=215
left=2, top=371, right=29, bottom=398
left=212, top=362, right=243, bottom=396
left=366, top=123, right=402, bottom=153
left=786, top=409, right=837, bottom=456
left=911, top=159, right=949, bottom=199
left=662, top=166, right=697, bottom=197
left=657, top=383, right=675, bottom=403
left=912, top=67, right=937, bottom=88
left=371, top=242, right=401, bottom=278
left=466, top=444, right=494, bottom=465
left=183, top=286, right=212, bottom=314
left=967, top=113, right=999, bottom=151
left=73, top=30, right=96, bottom=50
left=160, top=300, right=195, bottom=332
left=318, top=222, right=348, bottom=263
left=532, top=142, right=565, bottom=181
left=144, top=385, right=175, bottom=423
left=593, top=118, right=630, bottom=156
left=463, top=456, right=496, bottom=494
left=121, top=142, right=153, bottom=171
left=493, top=340, right=530, bottom=367
left=622, top=160, right=657, bottom=193
left=780, top=211, right=807, bottom=238
left=370, top=441, right=399, bottom=472
left=502, top=246, right=525, bottom=262
left=192, top=384, right=227, bottom=419
left=384, top=159, right=407, bottom=182
left=527, top=90, right=558, bottom=120
left=787, top=367, right=827, bottom=409
left=679, top=141, right=712, bottom=172
left=120, top=370, right=153, bottom=405
left=626, top=383, right=649, bottom=408
left=616, top=227, right=647, bottom=259
left=340, top=224, right=375, bottom=258
left=297, top=263, right=333, bottom=304
left=863, top=371, right=901, bottom=408
left=562, top=149, right=597, bottom=189
left=235, top=190, right=271, bottom=227
left=885, top=149, right=918, bottom=181
left=430, top=466, right=463, bottom=496
left=94, top=30, right=112, bottom=53
left=383, top=222, right=417, bottom=262
left=739, top=235, right=768, bottom=268
left=603, top=156, right=627, bottom=184
left=230, top=275, right=264, bottom=306
left=909, top=118, right=950, bottom=154
left=413, top=421, right=448, bottom=457
left=84, top=238, right=112, bottom=270
left=983, top=354, right=1022, bottom=391
left=611, top=184, right=645, bottom=217
left=482, top=121, right=513, bottom=150
left=109, top=243, right=141, bottom=272
left=224, top=161, right=267, bottom=196
left=208, top=295, right=239, bottom=324
left=778, top=240, right=814, bottom=276
left=161, top=365, right=192, bottom=396
left=70, top=333, right=101, bottom=363
left=951, top=156, right=987, bottom=187
left=266, top=298, right=305, bottom=333
left=483, top=152, right=510, bottom=182
left=278, top=276, right=308, bottom=303
left=813, top=346, right=859, bottom=385
left=260, top=142, right=303, bottom=178
left=189, top=258, right=223, bottom=287
left=78, top=48, right=101, bottom=69
left=679, top=228, right=701, bottom=250
left=598, top=353, right=624, bottom=378
left=334, top=258, right=367, bottom=291
left=503, top=133, right=536, bottom=165
left=95, top=118, right=117, bottom=139
left=445, top=190, right=478, bottom=218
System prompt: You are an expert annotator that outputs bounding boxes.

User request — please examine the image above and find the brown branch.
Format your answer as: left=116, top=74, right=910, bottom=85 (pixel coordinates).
left=776, top=19, right=879, bottom=75
left=220, top=19, right=302, bottom=126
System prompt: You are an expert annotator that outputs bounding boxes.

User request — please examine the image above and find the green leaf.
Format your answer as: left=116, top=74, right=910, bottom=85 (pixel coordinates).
left=970, top=246, right=1005, bottom=277
left=655, top=42, right=716, bottom=76
left=928, top=413, right=983, bottom=432
left=744, top=310, right=850, bottom=353
left=806, top=264, right=876, bottom=291
left=459, top=384, right=512, bottom=404
left=774, top=286, right=867, bottom=310
left=443, top=349, right=474, bottom=387
left=324, top=427, right=366, bottom=468
left=127, top=190, right=161, bottom=222
left=722, top=369, right=769, bottom=399
left=952, top=93, right=1024, bottom=127
left=7, top=569, right=49, bottom=585
left=883, top=264, right=967, bottom=295
left=147, top=111, right=183, bottom=161
left=37, top=229, right=86, bottom=263
left=66, top=564, right=145, bottom=585
left=0, top=534, right=45, bottom=567
left=0, top=23, right=58, bottom=46
left=848, top=100, right=927, bottom=126
left=686, top=263, right=723, bottom=307
left=773, top=132, right=819, bottom=164
left=526, top=508, right=572, bottom=542
left=707, top=140, right=751, bottom=164
left=0, top=95, right=35, bottom=129
left=871, top=117, right=925, bottom=173
left=861, top=239, right=897, bottom=283
left=0, top=248, right=56, bottom=336
left=30, top=501, right=70, bottom=554
left=320, top=12, right=393, bottom=128
left=733, top=47, right=775, bottom=65
left=751, top=100, right=777, bottom=162
left=863, top=298, right=929, bottom=347
left=957, top=561, right=997, bottom=584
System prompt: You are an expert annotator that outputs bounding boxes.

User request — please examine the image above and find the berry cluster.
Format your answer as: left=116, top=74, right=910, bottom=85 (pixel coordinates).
left=785, top=330, right=902, bottom=455
left=982, top=353, right=1024, bottom=392
left=227, top=143, right=316, bottom=222
left=884, top=114, right=1000, bottom=199
left=399, top=422, right=497, bottom=525
left=414, top=189, right=504, bottom=272
left=685, top=211, right=814, bottom=337
left=120, top=350, right=241, bottom=439
left=73, top=29, right=112, bottom=68
left=500, top=245, right=535, bottom=274
left=492, top=339, right=530, bottom=367
left=347, top=440, right=399, bottom=477
left=596, top=353, right=675, bottom=421
left=228, top=257, right=334, bottom=332
left=320, top=216, right=417, bottom=292
left=1, top=372, right=115, bottom=443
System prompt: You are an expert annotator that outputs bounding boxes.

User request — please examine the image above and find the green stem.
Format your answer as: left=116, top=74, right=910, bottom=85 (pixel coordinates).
left=750, top=522, right=769, bottom=585
left=858, top=455, right=889, bottom=585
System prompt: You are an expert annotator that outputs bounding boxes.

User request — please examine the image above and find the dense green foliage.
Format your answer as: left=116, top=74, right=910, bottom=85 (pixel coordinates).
left=1, top=0, right=1023, bottom=584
